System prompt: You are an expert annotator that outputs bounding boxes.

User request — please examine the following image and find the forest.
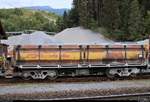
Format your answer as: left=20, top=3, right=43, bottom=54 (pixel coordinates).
left=60, top=0, right=150, bottom=41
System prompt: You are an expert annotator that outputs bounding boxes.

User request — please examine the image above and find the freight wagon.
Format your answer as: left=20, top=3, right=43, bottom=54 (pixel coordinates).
left=11, top=44, right=147, bottom=80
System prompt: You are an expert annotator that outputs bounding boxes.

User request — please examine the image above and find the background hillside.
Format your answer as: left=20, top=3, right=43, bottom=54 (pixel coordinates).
left=0, top=8, right=60, bottom=32
left=25, top=6, right=68, bottom=16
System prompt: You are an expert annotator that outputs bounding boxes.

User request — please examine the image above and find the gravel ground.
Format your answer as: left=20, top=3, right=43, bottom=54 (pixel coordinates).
left=0, top=80, right=149, bottom=95
left=0, top=79, right=150, bottom=100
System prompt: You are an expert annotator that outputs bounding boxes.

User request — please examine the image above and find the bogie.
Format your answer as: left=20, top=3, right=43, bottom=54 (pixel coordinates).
left=105, top=68, right=140, bottom=78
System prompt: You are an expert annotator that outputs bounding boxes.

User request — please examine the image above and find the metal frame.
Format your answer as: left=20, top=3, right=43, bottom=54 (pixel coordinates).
left=17, top=63, right=146, bottom=70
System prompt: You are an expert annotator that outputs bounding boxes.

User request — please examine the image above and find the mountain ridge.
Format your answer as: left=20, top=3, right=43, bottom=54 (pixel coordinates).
left=25, top=6, right=69, bottom=16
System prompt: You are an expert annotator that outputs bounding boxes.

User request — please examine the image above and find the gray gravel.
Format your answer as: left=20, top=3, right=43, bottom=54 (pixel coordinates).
left=137, top=39, right=149, bottom=44
left=1, top=31, right=60, bottom=45
left=2, top=27, right=146, bottom=46
left=54, top=27, right=114, bottom=44
left=0, top=79, right=150, bottom=95
left=1, top=27, right=114, bottom=46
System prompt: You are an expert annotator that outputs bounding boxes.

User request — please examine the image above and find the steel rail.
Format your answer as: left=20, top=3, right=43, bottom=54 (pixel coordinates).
left=17, top=92, right=150, bottom=101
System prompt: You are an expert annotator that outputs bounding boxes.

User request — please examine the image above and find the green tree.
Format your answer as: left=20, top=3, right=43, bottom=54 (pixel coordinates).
left=144, top=12, right=150, bottom=36
left=63, top=11, right=69, bottom=28
left=102, top=0, right=121, bottom=32
left=67, top=8, right=79, bottom=27
left=119, top=0, right=130, bottom=34
left=128, top=0, right=144, bottom=40
left=96, top=0, right=103, bottom=26
left=13, top=8, right=23, bottom=16
left=77, top=0, right=98, bottom=29
left=78, top=0, right=89, bottom=27
left=56, top=17, right=64, bottom=32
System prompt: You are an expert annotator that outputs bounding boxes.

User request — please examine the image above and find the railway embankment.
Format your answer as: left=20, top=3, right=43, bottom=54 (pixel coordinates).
left=0, top=78, right=150, bottom=100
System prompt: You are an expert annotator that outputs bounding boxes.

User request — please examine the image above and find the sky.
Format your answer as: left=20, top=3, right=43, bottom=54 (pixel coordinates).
left=0, top=0, right=73, bottom=9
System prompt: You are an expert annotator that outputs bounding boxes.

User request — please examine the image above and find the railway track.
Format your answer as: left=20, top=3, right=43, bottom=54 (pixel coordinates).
left=13, top=93, right=150, bottom=102
left=0, top=74, right=150, bottom=84
left=0, top=76, right=150, bottom=102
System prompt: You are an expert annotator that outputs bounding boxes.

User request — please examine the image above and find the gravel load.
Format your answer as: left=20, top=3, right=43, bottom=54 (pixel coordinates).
left=1, top=27, right=147, bottom=46
left=1, top=31, right=60, bottom=45
left=54, top=27, right=114, bottom=44
left=1, top=27, right=114, bottom=46
left=137, top=39, right=149, bottom=44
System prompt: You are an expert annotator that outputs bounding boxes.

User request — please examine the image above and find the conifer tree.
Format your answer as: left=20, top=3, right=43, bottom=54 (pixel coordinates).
left=78, top=0, right=89, bottom=27
left=128, top=0, right=143, bottom=40
left=67, top=0, right=80, bottom=27
left=119, top=0, right=130, bottom=34
left=63, top=11, right=68, bottom=28
left=96, top=0, right=103, bottom=26
left=102, top=0, right=121, bottom=31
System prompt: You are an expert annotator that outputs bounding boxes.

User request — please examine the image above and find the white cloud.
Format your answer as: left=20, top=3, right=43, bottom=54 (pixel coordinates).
left=0, top=0, right=73, bottom=9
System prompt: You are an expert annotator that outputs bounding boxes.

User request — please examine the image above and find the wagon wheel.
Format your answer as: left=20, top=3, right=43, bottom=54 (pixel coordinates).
left=22, top=72, right=32, bottom=80
left=106, top=68, right=115, bottom=79
left=22, top=75, right=32, bottom=80
left=130, top=73, right=137, bottom=78
left=47, top=70, right=58, bottom=80
left=47, top=75, right=58, bottom=80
